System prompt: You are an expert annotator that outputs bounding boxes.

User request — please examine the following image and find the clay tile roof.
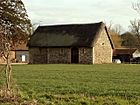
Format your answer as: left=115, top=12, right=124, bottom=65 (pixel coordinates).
left=28, top=22, right=106, bottom=47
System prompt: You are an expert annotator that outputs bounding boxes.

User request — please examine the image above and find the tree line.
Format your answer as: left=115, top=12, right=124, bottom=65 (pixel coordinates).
left=108, top=2, right=140, bottom=49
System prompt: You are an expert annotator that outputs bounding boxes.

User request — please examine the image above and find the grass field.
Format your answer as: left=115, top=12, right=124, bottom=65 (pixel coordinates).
left=0, top=64, right=140, bottom=104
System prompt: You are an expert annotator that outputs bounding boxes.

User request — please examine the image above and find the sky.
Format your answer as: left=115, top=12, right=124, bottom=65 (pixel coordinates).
left=22, top=0, right=139, bottom=31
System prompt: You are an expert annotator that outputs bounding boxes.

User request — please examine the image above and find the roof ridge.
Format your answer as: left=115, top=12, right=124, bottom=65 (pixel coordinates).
left=38, top=22, right=103, bottom=27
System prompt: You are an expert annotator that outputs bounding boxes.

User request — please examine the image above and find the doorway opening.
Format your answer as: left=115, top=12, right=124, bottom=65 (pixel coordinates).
left=71, top=47, right=79, bottom=63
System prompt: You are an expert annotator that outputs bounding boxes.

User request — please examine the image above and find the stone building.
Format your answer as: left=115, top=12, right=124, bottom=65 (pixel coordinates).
left=28, top=22, right=113, bottom=64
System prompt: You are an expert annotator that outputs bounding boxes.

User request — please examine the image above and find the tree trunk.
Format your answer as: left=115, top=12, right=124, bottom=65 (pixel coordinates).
left=5, top=45, right=12, bottom=90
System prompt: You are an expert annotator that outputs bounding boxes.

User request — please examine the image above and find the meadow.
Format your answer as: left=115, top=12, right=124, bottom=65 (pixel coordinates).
left=0, top=64, right=140, bottom=105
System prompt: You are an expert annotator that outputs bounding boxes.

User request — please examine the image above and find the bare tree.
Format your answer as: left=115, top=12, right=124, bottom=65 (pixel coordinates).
left=129, top=19, right=140, bottom=48
left=130, top=2, right=140, bottom=48
left=122, top=2, right=139, bottom=51
left=130, top=19, right=140, bottom=36
left=105, top=21, right=123, bottom=35
left=132, top=2, right=140, bottom=14
left=0, top=0, right=32, bottom=90
left=111, top=24, right=123, bottom=35
left=105, top=21, right=113, bottom=30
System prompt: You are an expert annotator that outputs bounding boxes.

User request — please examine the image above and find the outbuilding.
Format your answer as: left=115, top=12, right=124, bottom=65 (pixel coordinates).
left=28, top=22, right=113, bottom=64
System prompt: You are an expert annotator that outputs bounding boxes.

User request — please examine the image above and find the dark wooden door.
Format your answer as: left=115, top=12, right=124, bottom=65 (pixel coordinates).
left=71, top=48, right=79, bottom=63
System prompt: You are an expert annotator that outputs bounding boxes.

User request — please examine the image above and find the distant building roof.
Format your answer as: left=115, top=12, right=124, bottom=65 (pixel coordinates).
left=113, top=48, right=136, bottom=56
left=28, top=22, right=111, bottom=47
left=11, top=42, right=28, bottom=51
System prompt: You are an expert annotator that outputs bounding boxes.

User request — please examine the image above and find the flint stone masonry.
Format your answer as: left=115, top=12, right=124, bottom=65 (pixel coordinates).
left=28, top=22, right=113, bottom=64
left=29, top=48, right=71, bottom=64
left=94, top=27, right=112, bottom=64
left=79, top=48, right=93, bottom=64
left=29, top=47, right=94, bottom=64
left=48, top=48, right=71, bottom=64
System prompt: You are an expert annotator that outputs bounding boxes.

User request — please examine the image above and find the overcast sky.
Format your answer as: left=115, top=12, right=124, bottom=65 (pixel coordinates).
left=23, top=0, right=139, bottom=31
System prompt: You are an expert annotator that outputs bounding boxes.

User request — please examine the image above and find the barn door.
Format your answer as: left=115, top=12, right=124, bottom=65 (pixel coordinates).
left=71, top=47, right=79, bottom=63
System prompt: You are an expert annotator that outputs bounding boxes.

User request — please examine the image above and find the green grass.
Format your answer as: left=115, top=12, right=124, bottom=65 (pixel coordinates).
left=0, top=64, right=140, bottom=104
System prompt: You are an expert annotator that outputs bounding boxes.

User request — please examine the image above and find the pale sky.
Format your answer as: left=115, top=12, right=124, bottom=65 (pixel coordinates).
left=23, top=0, right=139, bottom=31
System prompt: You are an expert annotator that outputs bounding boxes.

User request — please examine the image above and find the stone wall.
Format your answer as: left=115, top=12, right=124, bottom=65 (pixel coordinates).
left=79, top=47, right=93, bottom=64
left=29, top=47, right=94, bottom=64
left=48, top=48, right=71, bottom=64
left=94, top=27, right=112, bottom=64
left=29, top=47, right=71, bottom=64
left=29, top=48, right=47, bottom=64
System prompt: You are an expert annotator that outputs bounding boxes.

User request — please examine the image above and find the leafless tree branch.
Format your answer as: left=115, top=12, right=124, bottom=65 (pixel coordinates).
left=132, top=2, right=140, bottom=14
